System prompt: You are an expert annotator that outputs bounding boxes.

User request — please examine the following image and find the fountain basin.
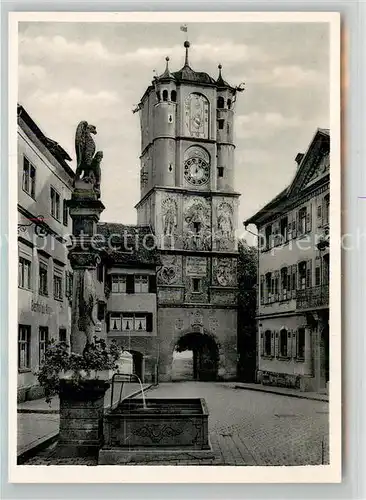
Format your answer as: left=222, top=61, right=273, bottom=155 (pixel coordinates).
left=98, top=398, right=214, bottom=464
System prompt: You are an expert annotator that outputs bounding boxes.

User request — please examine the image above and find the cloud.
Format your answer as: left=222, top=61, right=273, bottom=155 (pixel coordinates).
left=19, top=34, right=267, bottom=71
left=29, top=87, right=120, bottom=109
left=18, top=63, right=47, bottom=82
left=247, top=65, right=326, bottom=88
left=235, top=112, right=302, bottom=138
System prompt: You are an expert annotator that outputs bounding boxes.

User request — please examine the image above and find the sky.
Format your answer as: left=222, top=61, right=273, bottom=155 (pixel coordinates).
left=18, top=21, right=330, bottom=239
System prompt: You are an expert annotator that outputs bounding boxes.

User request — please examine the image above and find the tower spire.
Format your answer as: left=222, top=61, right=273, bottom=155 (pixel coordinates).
left=184, top=40, right=190, bottom=67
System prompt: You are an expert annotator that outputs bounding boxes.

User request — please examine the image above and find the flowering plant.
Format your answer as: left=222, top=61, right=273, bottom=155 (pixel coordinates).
left=37, top=336, right=120, bottom=403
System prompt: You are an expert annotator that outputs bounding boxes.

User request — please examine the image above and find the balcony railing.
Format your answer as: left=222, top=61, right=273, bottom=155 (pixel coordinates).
left=296, top=284, right=329, bottom=310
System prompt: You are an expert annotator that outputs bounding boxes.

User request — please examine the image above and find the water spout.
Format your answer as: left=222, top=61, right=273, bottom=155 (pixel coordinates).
left=130, top=373, right=147, bottom=409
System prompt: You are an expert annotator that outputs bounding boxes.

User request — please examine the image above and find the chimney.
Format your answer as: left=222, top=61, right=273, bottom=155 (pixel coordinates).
left=295, top=152, right=304, bottom=166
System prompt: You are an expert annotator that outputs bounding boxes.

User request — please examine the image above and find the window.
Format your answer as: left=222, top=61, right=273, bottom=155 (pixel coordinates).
left=227, top=98, right=232, bottom=109
left=122, top=315, right=134, bottom=331
left=53, top=273, right=63, bottom=300
left=306, top=261, right=312, bottom=288
left=18, top=257, right=31, bottom=289
left=297, top=328, right=305, bottom=359
left=171, top=90, right=177, bottom=102
left=111, top=275, right=126, bottom=293
left=134, top=314, right=147, bottom=331
left=156, top=91, right=161, bottom=102
left=39, top=326, right=49, bottom=364
left=192, top=278, right=201, bottom=293
left=264, top=330, right=272, bottom=356
left=18, top=325, right=31, bottom=370
left=217, top=166, right=224, bottom=178
left=39, top=262, right=48, bottom=296
left=265, top=225, right=272, bottom=250
left=63, top=200, right=68, bottom=226
left=109, top=313, right=153, bottom=332
left=50, top=187, right=60, bottom=220
left=280, top=217, right=288, bottom=242
left=265, top=272, right=271, bottom=302
left=110, top=316, right=122, bottom=331
left=280, top=267, right=288, bottom=300
left=298, top=207, right=307, bottom=235
left=135, top=275, right=149, bottom=293
left=217, top=96, right=225, bottom=109
left=298, top=261, right=307, bottom=290
left=218, top=119, right=225, bottom=130
left=162, top=89, right=168, bottom=101
left=59, top=328, right=67, bottom=343
left=324, top=194, right=330, bottom=225
left=280, top=328, right=288, bottom=357
left=22, top=157, right=36, bottom=198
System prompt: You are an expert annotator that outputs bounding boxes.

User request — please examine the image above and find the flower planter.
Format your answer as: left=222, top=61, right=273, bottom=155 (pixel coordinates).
left=56, top=378, right=110, bottom=458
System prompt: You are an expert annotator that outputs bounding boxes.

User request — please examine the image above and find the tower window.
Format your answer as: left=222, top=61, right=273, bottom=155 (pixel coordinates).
left=156, top=91, right=161, bottom=102
left=217, top=167, right=224, bottom=178
left=218, top=119, right=225, bottom=130
left=171, top=90, right=177, bottom=102
left=217, top=96, right=225, bottom=109
left=227, top=99, right=232, bottom=109
left=192, top=278, right=201, bottom=293
left=162, top=89, right=168, bottom=102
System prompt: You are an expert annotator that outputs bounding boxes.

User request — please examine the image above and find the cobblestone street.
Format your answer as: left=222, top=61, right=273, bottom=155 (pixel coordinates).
left=24, top=382, right=329, bottom=466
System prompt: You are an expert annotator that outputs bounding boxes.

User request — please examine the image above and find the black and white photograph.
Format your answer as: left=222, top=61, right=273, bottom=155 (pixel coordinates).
left=9, top=12, right=341, bottom=482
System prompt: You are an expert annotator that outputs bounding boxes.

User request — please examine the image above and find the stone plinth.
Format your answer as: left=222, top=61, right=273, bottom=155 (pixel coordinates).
left=57, top=379, right=110, bottom=458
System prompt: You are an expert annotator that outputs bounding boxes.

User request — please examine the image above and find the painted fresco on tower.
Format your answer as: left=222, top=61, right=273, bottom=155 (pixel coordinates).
left=215, top=200, right=235, bottom=250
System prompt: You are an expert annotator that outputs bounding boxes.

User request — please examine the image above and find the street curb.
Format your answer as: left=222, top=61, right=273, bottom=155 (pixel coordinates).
left=16, top=383, right=155, bottom=462
left=234, top=384, right=329, bottom=402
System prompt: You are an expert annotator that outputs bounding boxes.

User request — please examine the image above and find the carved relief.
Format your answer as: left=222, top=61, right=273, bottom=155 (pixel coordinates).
left=213, top=258, right=237, bottom=287
left=190, top=309, right=203, bottom=326
left=185, top=256, right=207, bottom=276
left=216, top=201, right=234, bottom=250
left=183, top=197, right=211, bottom=251
left=162, top=197, right=178, bottom=236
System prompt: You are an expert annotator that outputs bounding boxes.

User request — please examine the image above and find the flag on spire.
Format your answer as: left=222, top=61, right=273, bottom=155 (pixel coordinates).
left=180, top=24, right=188, bottom=32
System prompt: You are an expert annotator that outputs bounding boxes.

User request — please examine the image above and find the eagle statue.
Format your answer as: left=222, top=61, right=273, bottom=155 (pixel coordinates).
left=74, top=120, right=97, bottom=181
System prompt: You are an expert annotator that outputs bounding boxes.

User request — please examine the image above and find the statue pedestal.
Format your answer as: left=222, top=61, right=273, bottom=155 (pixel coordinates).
left=56, top=378, right=110, bottom=458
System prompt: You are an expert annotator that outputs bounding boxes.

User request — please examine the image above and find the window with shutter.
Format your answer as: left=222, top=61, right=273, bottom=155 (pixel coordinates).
left=274, top=331, right=279, bottom=358
left=291, top=265, right=297, bottom=298
left=271, top=332, right=275, bottom=357
left=260, top=332, right=265, bottom=356
left=264, top=330, right=271, bottom=356
left=287, top=266, right=292, bottom=294
left=306, top=203, right=312, bottom=232
left=287, top=212, right=293, bottom=240
left=149, top=275, right=157, bottom=293
left=306, top=260, right=312, bottom=288
left=293, top=331, right=297, bottom=358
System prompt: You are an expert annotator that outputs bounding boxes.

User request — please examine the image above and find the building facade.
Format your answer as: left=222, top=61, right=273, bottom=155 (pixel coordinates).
left=134, top=43, right=244, bottom=381
left=17, top=105, right=74, bottom=402
left=95, top=223, right=159, bottom=384
left=245, top=129, right=330, bottom=393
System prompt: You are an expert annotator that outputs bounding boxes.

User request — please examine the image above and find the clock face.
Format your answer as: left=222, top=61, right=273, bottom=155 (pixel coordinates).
left=184, top=157, right=210, bottom=186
